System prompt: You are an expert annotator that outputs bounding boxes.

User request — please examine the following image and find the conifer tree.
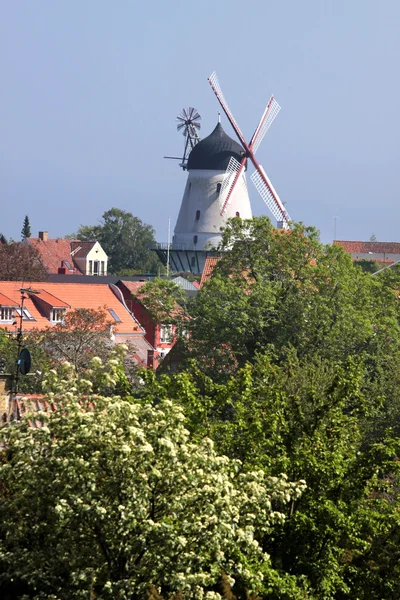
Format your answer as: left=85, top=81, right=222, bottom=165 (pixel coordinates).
left=21, top=215, right=31, bottom=240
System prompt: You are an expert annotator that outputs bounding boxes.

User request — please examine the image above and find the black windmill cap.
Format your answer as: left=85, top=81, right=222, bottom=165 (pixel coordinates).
left=187, top=122, right=245, bottom=171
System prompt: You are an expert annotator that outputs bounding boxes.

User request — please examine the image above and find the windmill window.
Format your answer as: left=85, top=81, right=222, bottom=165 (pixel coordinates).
left=195, top=210, right=201, bottom=220
left=216, top=183, right=222, bottom=194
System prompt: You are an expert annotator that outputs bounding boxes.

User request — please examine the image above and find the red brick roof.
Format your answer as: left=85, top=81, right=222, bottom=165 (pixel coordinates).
left=0, top=282, right=143, bottom=333
left=334, top=240, right=400, bottom=254
left=27, top=238, right=83, bottom=274
left=200, top=257, right=220, bottom=288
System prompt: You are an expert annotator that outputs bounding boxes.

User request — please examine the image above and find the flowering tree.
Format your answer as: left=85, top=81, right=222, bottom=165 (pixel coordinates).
left=0, top=358, right=305, bottom=599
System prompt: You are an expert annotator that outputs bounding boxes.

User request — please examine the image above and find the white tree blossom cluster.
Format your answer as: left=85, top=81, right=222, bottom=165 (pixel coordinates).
left=0, top=361, right=305, bottom=599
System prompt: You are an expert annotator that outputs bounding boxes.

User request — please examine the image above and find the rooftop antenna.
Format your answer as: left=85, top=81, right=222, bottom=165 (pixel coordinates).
left=164, top=107, right=201, bottom=170
left=333, top=216, right=339, bottom=241
left=166, top=216, right=171, bottom=278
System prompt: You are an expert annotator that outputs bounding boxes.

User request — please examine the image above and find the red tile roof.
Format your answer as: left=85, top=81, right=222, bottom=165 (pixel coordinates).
left=32, top=289, right=70, bottom=308
left=120, top=281, right=147, bottom=296
left=334, top=240, right=400, bottom=254
left=200, top=257, right=220, bottom=288
left=0, top=293, right=18, bottom=306
left=0, top=282, right=143, bottom=334
left=27, top=238, right=83, bottom=274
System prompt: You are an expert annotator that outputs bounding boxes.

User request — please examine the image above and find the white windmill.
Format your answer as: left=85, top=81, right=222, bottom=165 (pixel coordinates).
left=154, top=72, right=289, bottom=274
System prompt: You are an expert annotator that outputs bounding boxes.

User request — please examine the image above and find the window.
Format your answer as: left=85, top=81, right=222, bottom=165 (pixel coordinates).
left=101, top=261, right=105, bottom=275
left=93, top=261, right=99, bottom=276
left=51, top=308, right=66, bottom=323
left=160, top=324, right=173, bottom=343
left=15, top=307, right=35, bottom=321
left=89, top=260, right=93, bottom=275
left=216, top=183, right=222, bottom=194
left=108, top=308, right=122, bottom=323
left=193, top=235, right=198, bottom=245
left=195, top=210, right=201, bottom=220
left=0, top=307, right=13, bottom=322
left=191, top=256, right=196, bottom=267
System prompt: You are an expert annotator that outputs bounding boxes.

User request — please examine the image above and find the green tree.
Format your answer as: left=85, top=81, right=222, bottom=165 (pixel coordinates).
left=72, top=208, right=161, bottom=274
left=141, top=354, right=400, bottom=599
left=184, top=217, right=400, bottom=379
left=0, top=358, right=305, bottom=599
left=21, top=215, right=31, bottom=240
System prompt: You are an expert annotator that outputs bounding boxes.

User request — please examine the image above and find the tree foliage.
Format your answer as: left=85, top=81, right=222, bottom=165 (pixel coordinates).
left=0, top=358, right=305, bottom=599
left=141, top=353, right=400, bottom=599
left=73, top=208, right=162, bottom=274
left=184, top=217, right=400, bottom=380
left=0, top=242, right=48, bottom=281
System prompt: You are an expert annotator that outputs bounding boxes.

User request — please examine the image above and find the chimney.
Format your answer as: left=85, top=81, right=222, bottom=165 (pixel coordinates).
left=38, top=231, right=48, bottom=241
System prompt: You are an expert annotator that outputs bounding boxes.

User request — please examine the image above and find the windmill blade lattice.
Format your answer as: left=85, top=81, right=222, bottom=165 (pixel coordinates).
left=208, top=71, right=290, bottom=227
left=219, top=156, right=247, bottom=215
left=250, top=97, right=281, bottom=154
left=251, top=167, right=290, bottom=223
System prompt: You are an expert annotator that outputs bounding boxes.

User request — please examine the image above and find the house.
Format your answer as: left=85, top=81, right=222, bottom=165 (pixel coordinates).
left=27, top=231, right=108, bottom=276
left=0, top=281, right=153, bottom=367
left=334, top=240, right=400, bottom=265
left=116, top=280, right=177, bottom=368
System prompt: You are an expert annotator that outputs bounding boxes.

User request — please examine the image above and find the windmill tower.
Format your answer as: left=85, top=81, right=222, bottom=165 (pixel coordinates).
left=154, top=72, right=289, bottom=274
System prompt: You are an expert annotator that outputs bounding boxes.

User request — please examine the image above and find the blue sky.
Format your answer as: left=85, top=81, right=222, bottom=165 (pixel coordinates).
left=1, top=1, right=399, bottom=244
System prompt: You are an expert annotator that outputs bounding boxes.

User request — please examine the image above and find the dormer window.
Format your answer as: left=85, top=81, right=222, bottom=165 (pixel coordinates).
left=0, top=307, right=13, bottom=322
left=195, top=210, right=201, bottom=220
left=15, top=307, right=35, bottom=321
left=51, top=308, right=66, bottom=323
